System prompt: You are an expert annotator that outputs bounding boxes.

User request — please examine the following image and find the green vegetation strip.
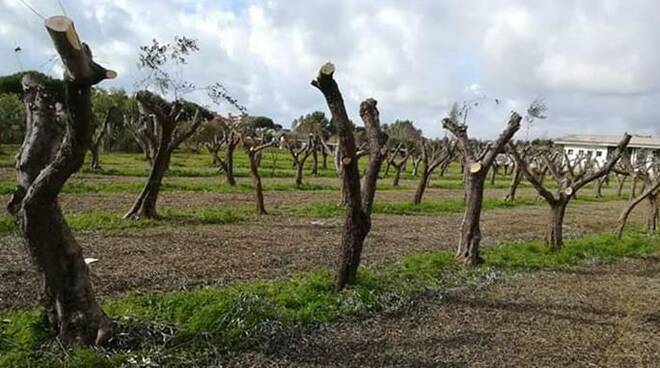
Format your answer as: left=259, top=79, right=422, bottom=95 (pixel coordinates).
left=276, top=194, right=623, bottom=218
left=1, top=232, right=658, bottom=367
left=0, top=195, right=624, bottom=235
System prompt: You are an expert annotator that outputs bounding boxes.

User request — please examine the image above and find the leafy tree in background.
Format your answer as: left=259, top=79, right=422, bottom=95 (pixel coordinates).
left=0, top=93, right=26, bottom=144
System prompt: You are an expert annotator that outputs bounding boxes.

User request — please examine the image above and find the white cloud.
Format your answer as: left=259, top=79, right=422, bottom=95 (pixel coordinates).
left=1, top=0, right=659, bottom=138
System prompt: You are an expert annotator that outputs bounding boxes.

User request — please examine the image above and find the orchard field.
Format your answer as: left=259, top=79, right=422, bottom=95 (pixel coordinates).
left=1, top=145, right=658, bottom=367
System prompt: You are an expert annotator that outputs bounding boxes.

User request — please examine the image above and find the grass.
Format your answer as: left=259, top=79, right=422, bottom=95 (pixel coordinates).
left=1, top=231, right=658, bottom=367
left=0, top=192, right=627, bottom=235
left=0, top=208, right=246, bottom=234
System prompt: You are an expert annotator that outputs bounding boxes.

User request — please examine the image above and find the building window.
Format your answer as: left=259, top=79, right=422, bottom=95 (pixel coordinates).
left=596, top=151, right=602, bottom=157
left=567, top=149, right=574, bottom=155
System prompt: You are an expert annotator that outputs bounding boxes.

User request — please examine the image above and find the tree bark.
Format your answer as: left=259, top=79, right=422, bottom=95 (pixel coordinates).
left=547, top=200, right=568, bottom=249
left=646, top=193, right=658, bottom=234
left=89, top=106, right=115, bottom=170
left=9, top=16, right=116, bottom=345
left=504, top=162, right=522, bottom=202
left=246, top=142, right=274, bottom=215
left=312, top=63, right=386, bottom=291
left=413, top=169, right=430, bottom=205
left=444, top=112, right=522, bottom=264
left=615, top=180, right=660, bottom=238
left=125, top=92, right=207, bottom=219
left=456, top=173, right=486, bottom=264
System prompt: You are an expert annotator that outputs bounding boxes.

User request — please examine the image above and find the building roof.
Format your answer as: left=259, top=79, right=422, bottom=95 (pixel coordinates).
left=555, top=134, right=660, bottom=150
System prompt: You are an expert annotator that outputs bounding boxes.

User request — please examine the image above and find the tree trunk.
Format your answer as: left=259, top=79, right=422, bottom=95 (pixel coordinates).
left=311, top=145, right=319, bottom=176
left=646, top=193, right=658, bottom=234
left=224, top=143, right=237, bottom=186
left=413, top=169, right=430, bottom=205
left=456, top=173, right=486, bottom=265
left=630, top=176, right=638, bottom=200
left=439, top=160, right=451, bottom=176
left=594, top=175, right=606, bottom=198
left=249, top=151, right=267, bottom=215
left=11, top=71, right=113, bottom=344
left=384, top=160, right=391, bottom=176
left=312, top=64, right=385, bottom=291
left=392, top=164, right=403, bottom=186
left=89, top=144, right=101, bottom=170
left=125, top=148, right=171, bottom=219
left=546, top=201, right=568, bottom=249
left=412, top=158, right=421, bottom=176
left=295, top=161, right=304, bottom=186
left=616, top=175, right=627, bottom=197
left=504, top=163, right=522, bottom=202
left=321, top=148, right=328, bottom=169
left=490, top=165, right=497, bottom=185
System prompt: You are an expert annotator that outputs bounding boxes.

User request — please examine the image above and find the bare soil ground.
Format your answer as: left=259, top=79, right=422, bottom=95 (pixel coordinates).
left=219, top=255, right=660, bottom=367
left=0, top=193, right=644, bottom=310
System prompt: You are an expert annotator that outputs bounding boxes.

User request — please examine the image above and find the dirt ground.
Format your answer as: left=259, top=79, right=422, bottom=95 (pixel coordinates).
left=0, top=186, right=645, bottom=310
left=215, top=255, right=660, bottom=367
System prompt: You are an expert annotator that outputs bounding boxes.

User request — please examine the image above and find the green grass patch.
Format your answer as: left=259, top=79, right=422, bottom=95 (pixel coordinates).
left=0, top=208, right=246, bottom=235
left=484, top=231, right=660, bottom=269
left=1, top=232, right=658, bottom=367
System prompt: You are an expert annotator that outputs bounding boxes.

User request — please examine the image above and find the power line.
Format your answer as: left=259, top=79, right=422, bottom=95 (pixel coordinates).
left=17, top=0, right=45, bottom=20
left=56, top=0, right=68, bottom=16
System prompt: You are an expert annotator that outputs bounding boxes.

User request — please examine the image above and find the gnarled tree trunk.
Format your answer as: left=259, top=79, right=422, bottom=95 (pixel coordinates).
left=312, top=63, right=386, bottom=291
left=457, top=172, right=486, bottom=264
left=547, top=199, right=568, bottom=249
left=8, top=16, right=116, bottom=345
left=125, top=92, right=208, bottom=219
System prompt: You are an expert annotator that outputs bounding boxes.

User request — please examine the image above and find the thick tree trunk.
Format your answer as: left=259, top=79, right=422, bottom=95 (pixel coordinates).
left=456, top=173, right=486, bottom=265
left=11, top=23, right=115, bottom=344
left=312, top=64, right=386, bottom=291
left=413, top=169, right=430, bottom=205
left=546, top=201, right=568, bottom=249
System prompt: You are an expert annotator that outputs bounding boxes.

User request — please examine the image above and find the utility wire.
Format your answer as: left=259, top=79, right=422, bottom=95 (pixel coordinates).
left=56, top=0, right=68, bottom=16
left=17, top=0, right=45, bottom=20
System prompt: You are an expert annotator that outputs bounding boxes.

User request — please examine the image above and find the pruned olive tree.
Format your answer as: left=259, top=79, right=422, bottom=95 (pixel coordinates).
left=124, top=92, right=213, bottom=219
left=283, top=134, right=313, bottom=186
left=312, top=63, right=387, bottom=290
left=443, top=109, right=523, bottom=265
left=7, top=16, right=115, bottom=345
left=614, top=152, right=659, bottom=237
left=89, top=105, right=115, bottom=170
left=388, top=143, right=411, bottom=186
left=204, top=114, right=242, bottom=185
left=509, top=134, right=631, bottom=248
left=239, top=123, right=279, bottom=215
left=412, top=138, right=455, bottom=205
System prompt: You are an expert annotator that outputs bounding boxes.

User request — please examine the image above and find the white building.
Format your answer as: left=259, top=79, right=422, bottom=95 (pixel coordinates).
left=556, top=134, right=660, bottom=169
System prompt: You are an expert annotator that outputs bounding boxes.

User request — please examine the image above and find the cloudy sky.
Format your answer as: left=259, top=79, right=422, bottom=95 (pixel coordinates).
left=1, top=0, right=658, bottom=139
